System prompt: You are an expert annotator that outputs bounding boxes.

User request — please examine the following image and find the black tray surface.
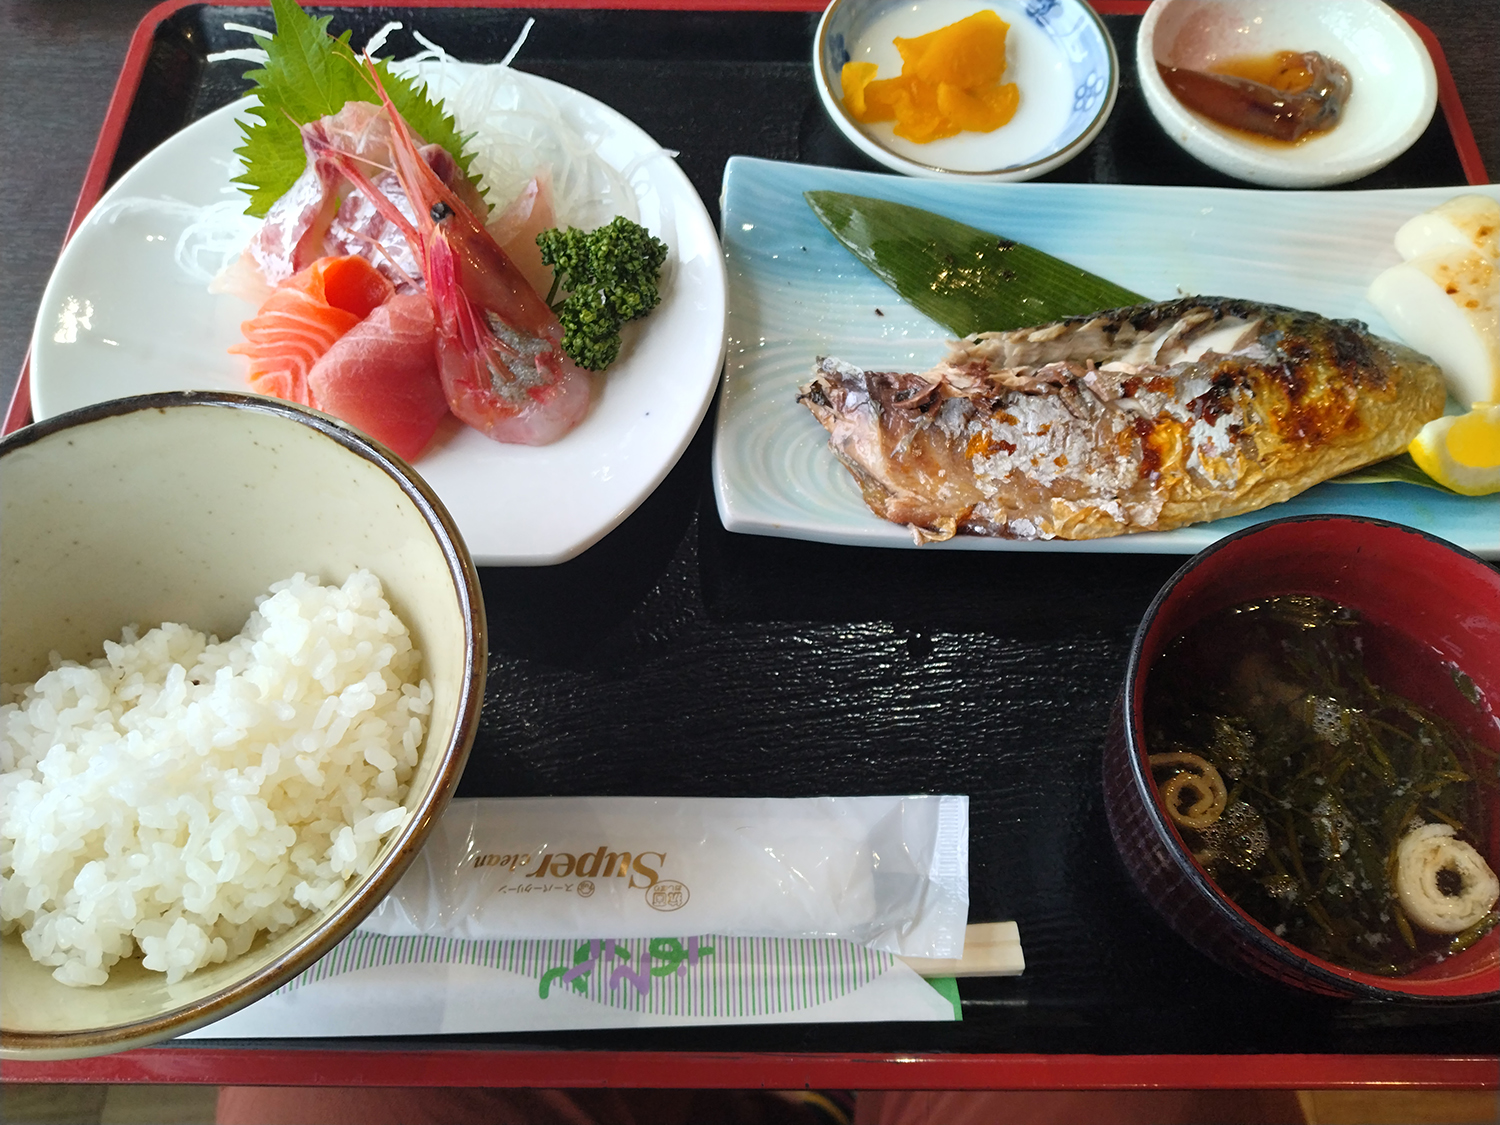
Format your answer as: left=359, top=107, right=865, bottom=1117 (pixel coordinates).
left=118, top=7, right=1472, bottom=221
left=19, top=4, right=1500, bottom=1058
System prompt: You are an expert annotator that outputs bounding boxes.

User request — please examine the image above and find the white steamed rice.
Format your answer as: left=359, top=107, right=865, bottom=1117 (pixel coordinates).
left=0, top=570, right=431, bottom=987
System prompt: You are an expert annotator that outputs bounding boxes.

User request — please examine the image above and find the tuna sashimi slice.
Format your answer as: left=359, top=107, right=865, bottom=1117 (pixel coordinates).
left=307, top=294, right=448, bottom=461
left=230, top=255, right=394, bottom=407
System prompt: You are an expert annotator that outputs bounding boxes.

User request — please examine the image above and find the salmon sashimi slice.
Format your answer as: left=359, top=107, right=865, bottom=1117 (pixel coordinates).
left=307, top=293, right=449, bottom=461
left=230, top=255, right=394, bottom=407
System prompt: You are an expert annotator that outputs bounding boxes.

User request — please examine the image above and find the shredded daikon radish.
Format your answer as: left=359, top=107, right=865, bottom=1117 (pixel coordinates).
left=393, top=48, right=648, bottom=230
left=363, top=22, right=404, bottom=57
left=175, top=199, right=264, bottom=286
left=207, top=22, right=272, bottom=65
left=207, top=18, right=662, bottom=228
left=184, top=19, right=668, bottom=296
left=84, top=196, right=260, bottom=292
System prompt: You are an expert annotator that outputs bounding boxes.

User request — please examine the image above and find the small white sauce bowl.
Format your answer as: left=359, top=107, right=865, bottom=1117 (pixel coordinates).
left=1138, top=0, right=1437, bottom=188
left=814, top=0, right=1119, bottom=182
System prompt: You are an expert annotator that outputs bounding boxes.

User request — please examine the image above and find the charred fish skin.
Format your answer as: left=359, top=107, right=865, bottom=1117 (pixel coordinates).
left=798, top=297, right=1447, bottom=543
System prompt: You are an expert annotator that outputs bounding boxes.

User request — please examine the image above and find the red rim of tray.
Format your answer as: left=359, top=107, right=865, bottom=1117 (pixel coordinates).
left=2, top=0, right=1495, bottom=1094
left=4, top=1046, right=1497, bottom=1090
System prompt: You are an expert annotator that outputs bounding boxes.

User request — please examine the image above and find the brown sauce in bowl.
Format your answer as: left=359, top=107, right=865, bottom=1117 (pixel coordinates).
left=1157, top=50, right=1352, bottom=144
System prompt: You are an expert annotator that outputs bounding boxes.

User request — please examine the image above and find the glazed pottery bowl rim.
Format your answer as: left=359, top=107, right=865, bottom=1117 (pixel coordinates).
left=0, top=390, right=488, bottom=1058
left=813, top=0, right=1120, bottom=182
left=1120, top=513, right=1500, bottom=1003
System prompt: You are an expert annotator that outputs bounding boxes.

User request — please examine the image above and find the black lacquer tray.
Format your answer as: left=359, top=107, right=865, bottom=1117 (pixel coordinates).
left=89, top=2, right=1494, bottom=1065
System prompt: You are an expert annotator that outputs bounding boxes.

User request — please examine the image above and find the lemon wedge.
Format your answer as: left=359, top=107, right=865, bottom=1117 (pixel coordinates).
left=1408, top=403, right=1500, bottom=495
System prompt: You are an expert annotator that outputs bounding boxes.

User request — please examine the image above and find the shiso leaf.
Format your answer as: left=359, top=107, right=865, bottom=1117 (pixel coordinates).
left=803, top=190, right=1146, bottom=337
left=233, top=0, right=475, bottom=217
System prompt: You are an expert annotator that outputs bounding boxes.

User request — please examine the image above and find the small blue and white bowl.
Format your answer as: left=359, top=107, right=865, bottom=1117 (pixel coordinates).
left=814, top=0, right=1119, bottom=182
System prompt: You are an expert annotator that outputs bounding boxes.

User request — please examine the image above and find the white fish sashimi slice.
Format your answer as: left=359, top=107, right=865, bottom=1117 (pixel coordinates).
left=1368, top=246, right=1500, bottom=406
left=484, top=174, right=557, bottom=299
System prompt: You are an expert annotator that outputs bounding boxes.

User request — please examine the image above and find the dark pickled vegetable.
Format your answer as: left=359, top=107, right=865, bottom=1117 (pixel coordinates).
left=1157, top=50, right=1352, bottom=143
left=1145, top=595, right=1499, bottom=975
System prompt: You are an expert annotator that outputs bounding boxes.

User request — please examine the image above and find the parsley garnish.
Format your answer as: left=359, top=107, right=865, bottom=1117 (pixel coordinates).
left=233, top=0, right=475, bottom=217
left=538, top=218, right=669, bottom=371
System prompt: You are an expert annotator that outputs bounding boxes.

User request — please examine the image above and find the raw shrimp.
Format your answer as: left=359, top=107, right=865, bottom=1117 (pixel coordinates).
left=241, top=101, right=487, bottom=297
left=299, top=69, right=591, bottom=446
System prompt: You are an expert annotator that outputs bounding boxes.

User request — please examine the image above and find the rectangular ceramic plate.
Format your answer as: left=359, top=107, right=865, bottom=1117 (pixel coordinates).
left=712, top=156, right=1500, bottom=558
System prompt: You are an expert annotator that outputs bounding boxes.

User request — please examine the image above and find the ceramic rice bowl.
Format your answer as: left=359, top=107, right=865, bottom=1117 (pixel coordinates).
left=0, top=391, right=486, bottom=1059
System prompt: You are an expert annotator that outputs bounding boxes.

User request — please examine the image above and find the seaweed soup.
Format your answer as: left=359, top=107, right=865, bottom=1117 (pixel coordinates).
left=1145, top=595, right=1500, bottom=976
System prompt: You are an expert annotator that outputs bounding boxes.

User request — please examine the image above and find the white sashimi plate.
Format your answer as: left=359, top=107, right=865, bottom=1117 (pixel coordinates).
left=31, top=82, right=726, bottom=567
left=713, top=157, right=1500, bottom=558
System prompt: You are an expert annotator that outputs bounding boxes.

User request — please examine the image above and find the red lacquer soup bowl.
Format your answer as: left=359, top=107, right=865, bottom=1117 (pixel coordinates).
left=1104, top=515, right=1500, bottom=1001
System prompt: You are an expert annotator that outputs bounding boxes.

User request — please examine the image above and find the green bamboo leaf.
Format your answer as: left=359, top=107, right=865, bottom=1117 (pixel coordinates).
left=804, top=190, right=1146, bottom=337
left=1327, top=452, right=1454, bottom=492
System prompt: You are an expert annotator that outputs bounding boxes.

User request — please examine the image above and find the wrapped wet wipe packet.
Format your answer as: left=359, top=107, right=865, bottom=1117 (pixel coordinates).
left=362, top=795, right=969, bottom=958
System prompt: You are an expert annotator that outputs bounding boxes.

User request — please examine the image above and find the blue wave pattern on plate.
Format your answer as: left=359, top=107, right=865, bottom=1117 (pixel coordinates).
left=711, top=156, right=1500, bottom=557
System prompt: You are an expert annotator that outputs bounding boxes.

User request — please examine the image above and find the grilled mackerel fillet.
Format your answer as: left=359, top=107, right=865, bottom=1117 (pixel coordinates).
left=798, top=297, right=1447, bottom=542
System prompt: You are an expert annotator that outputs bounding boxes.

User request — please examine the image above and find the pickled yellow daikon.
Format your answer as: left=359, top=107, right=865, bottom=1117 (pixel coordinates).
left=840, top=10, right=1020, bottom=144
